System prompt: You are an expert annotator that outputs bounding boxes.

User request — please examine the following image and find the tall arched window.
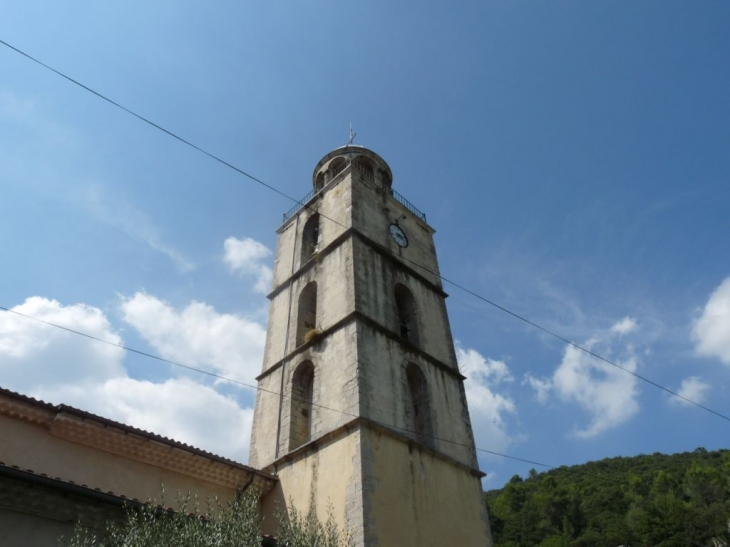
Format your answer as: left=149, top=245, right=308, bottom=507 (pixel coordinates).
left=289, top=360, right=314, bottom=450
left=406, top=363, right=433, bottom=447
left=315, top=172, right=325, bottom=192
left=296, top=282, right=318, bottom=346
left=395, top=284, right=419, bottom=347
left=301, top=213, right=320, bottom=265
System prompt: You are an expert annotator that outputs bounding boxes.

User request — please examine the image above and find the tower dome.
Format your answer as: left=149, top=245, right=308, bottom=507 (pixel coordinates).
left=312, top=145, right=393, bottom=192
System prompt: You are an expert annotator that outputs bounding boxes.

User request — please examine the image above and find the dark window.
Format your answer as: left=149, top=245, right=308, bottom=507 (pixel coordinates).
left=289, top=360, right=314, bottom=450
left=296, top=282, right=318, bottom=346
left=330, top=158, right=346, bottom=178
left=406, top=363, right=433, bottom=447
left=301, top=213, right=320, bottom=265
left=379, top=168, right=392, bottom=188
left=395, top=283, right=419, bottom=347
left=315, top=172, right=325, bottom=192
left=355, top=158, right=374, bottom=181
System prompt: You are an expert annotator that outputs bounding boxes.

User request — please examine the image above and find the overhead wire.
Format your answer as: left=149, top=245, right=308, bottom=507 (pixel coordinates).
left=1, top=38, right=728, bottom=425
left=0, top=304, right=555, bottom=470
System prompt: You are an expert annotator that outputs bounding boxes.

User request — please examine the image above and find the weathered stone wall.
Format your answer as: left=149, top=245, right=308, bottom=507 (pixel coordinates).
left=263, top=184, right=355, bottom=373
left=259, top=428, right=364, bottom=542
left=271, top=172, right=353, bottom=290
left=251, top=321, right=360, bottom=468
left=350, top=168, right=442, bottom=289
left=352, top=237, right=458, bottom=368
left=361, top=427, right=492, bottom=547
left=355, top=323, right=478, bottom=468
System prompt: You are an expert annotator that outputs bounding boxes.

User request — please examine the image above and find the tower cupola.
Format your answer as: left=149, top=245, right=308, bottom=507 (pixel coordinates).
left=312, top=145, right=393, bottom=192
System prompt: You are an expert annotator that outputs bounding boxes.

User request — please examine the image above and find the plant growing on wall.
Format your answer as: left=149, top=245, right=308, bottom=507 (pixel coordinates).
left=303, top=328, right=322, bottom=344
left=65, top=490, right=352, bottom=547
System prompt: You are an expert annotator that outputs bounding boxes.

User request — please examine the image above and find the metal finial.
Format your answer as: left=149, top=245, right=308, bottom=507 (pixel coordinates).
left=348, top=123, right=356, bottom=145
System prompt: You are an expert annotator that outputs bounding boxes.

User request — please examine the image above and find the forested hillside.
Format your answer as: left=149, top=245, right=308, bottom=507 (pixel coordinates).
left=485, top=448, right=730, bottom=547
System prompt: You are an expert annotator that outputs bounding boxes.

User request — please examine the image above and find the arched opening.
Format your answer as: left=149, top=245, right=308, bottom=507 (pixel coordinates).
left=289, top=360, right=314, bottom=450
left=395, top=283, right=419, bottom=347
left=406, top=363, right=433, bottom=447
left=315, top=172, right=325, bottom=192
left=355, top=157, right=374, bottom=181
left=301, top=213, right=320, bottom=265
left=296, top=282, right=318, bottom=346
left=329, top=158, right=346, bottom=179
left=378, top=168, right=392, bottom=189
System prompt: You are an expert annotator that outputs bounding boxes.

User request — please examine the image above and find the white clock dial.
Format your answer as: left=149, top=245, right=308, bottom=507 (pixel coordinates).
left=389, top=223, right=409, bottom=248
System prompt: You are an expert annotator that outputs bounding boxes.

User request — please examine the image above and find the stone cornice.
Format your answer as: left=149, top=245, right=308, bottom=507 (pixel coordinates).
left=267, top=227, right=354, bottom=300
left=265, top=417, right=485, bottom=479
left=256, top=310, right=465, bottom=382
left=267, top=228, right=448, bottom=302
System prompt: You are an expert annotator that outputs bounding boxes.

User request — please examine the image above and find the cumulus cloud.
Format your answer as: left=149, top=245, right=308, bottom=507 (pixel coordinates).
left=0, top=296, right=258, bottom=462
left=35, top=377, right=253, bottom=460
left=611, top=316, right=638, bottom=335
left=457, top=345, right=516, bottom=454
left=670, top=376, right=710, bottom=407
left=223, top=237, right=273, bottom=294
left=526, top=320, right=641, bottom=438
left=693, top=276, right=730, bottom=365
left=0, top=297, right=125, bottom=392
left=120, top=292, right=266, bottom=384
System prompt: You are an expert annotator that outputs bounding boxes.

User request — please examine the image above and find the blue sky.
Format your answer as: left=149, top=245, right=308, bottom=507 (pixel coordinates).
left=2, top=1, right=729, bottom=490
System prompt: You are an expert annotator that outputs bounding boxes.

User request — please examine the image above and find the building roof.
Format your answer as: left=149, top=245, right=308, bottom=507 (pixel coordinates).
left=0, top=386, right=277, bottom=492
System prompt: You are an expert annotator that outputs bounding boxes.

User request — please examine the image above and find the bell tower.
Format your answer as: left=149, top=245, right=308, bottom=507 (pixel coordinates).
left=250, top=145, right=492, bottom=546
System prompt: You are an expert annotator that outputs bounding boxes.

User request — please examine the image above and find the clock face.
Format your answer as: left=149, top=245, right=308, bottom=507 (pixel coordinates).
left=389, top=223, right=409, bottom=248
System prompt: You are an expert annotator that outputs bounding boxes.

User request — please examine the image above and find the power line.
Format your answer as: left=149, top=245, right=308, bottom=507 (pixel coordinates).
left=2, top=38, right=728, bottom=423
left=0, top=38, right=297, bottom=206
left=0, top=304, right=554, bottom=470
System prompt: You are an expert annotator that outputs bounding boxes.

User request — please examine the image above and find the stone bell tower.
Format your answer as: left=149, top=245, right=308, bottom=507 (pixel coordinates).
left=249, top=145, right=492, bottom=546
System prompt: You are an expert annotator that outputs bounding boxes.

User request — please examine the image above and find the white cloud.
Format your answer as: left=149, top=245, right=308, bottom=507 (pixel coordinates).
left=0, top=295, right=258, bottom=462
left=670, top=376, right=710, bottom=407
left=35, top=377, right=253, bottom=461
left=693, top=276, right=730, bottom=365
left=0, top=297, right=125, bottom=393
left=456, top=345, right=516, bottom=454
left=524, top=374, right=551, bottom=404
left=120, top=292, right=266, bottom=384
left=223, top=237, right=273, bottom=294
left=526, top=323, right=641, bottom=438
left=82, top=184, right=195, bottom=272
left=611, top=316, right=638, bottom=335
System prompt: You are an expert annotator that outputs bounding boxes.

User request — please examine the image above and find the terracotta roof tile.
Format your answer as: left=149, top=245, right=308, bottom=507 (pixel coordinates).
left=0, top=385, right=276, bottom=482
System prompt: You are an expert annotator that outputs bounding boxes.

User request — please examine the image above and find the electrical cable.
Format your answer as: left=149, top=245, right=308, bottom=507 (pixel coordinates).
left=1, top=38, right=728, bottom=423
left=0, top=304, right=555, bottom=469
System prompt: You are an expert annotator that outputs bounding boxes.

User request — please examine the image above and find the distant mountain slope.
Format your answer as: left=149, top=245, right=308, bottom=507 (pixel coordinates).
left=485, top=448, right=730, bottom=547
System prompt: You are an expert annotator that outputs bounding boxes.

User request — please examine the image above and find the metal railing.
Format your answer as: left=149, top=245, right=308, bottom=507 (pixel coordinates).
left=390, top=188, right=427, bottom=222
left=282, top=167, right=427, bottom=224
left=282, top=189, right=316, bottom=223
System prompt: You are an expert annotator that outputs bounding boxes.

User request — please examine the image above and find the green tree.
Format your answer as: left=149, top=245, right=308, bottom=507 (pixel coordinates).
left=486, top=448, right=730, bottom=547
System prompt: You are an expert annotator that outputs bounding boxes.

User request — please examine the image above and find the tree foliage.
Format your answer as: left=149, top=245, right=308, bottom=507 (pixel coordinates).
left=66, top=490, right=352, bottom=547
left=486, top=448, right=730, bottom=547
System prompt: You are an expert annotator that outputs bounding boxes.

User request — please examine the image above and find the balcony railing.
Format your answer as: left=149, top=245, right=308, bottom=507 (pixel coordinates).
left=283, top=188, right=317, bottom=223
left=282, top=169, right=427, bottom=224
left=390, top=188, right=427, bottom=222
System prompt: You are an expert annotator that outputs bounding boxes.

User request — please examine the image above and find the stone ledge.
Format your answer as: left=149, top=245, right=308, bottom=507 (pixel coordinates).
left=264, top=417, right=485, bottom=479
